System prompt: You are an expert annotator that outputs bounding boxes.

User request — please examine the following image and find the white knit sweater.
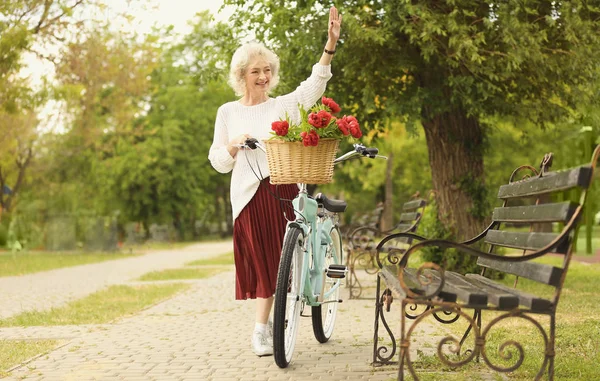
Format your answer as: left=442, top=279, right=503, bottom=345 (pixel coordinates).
left=208, top=64, right=333, bottom=221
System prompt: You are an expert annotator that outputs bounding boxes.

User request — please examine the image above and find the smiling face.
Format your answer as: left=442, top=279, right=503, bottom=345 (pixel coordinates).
left=244, top=57, right=271, bottom=98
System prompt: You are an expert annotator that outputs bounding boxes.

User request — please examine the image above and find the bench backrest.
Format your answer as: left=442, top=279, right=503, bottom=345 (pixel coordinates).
left=355, top=204, right=384, bottom=229
left=477, top=147, right=598, bottom=294
left=348, top=197, right=427, bottom=253
left=389, top=198, right=427, bottom=243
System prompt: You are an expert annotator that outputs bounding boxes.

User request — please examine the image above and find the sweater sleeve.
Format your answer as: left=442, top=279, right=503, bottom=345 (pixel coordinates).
left=208, top=106, right=236, bottom=174
left=276, top=64, right=332, bottom=117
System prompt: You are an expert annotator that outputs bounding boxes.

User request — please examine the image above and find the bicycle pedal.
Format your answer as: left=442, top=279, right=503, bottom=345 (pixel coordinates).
left=326, top=264, right=347, bottom=279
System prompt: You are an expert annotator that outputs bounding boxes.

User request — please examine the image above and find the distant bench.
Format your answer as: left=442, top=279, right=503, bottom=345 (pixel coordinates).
left=345, top=197, right=427, bottom=299
left=372, top=148, right=598, bottom=380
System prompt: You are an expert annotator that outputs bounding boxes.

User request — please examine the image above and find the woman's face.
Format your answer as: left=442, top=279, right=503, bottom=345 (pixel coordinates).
left=244, top=56, right=271, bottom=96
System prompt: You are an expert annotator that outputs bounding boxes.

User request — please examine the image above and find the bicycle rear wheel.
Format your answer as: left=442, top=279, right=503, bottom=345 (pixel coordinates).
left=273, top=226, right=304, bottom=368
left=312, top=226, right=342, bottom=343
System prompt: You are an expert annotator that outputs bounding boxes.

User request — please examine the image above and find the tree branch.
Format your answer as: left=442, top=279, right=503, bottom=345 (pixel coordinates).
left=33, top=0, right=53, bottom=34
left=33, top=0, right=85, bottom=34
left=6, top=147, right=34, bottom=213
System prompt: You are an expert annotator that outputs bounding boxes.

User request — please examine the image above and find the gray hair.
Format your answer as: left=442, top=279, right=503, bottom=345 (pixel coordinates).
left=228, top=42, right=280, bottom=97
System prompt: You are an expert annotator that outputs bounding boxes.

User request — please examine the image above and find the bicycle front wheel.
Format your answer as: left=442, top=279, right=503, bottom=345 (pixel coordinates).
left=273, top=226, right=305, bottom=368
left=312, top=226, right=342, bottom=343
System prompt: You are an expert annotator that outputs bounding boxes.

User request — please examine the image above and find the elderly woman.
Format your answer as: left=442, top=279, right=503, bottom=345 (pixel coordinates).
left=208, top=7, right=342, bottom=356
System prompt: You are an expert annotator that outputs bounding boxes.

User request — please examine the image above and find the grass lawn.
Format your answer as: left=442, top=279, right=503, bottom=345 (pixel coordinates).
left=137, top=267, right=230, bottom=281
left=185, top=252, right=234, bottom=266
left=409, top=256, right=600, bottom=380
left=0, top=283, right=190, bottom=327
left=137, top=252, right=234, bottom=281
left=0, top=340, right=60, bottom=377
left=0, top=251, right=139, bottom=277
left=574, top=224, right=600, bottom=255
left=121, top=241, right=197, bottom=252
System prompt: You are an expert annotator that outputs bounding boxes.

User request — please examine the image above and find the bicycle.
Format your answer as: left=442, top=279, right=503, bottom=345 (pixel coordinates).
left=240, top=138, right=385, bottom=368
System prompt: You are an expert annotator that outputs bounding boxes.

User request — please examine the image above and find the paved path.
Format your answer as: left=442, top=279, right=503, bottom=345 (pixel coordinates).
left=0, top=241, right=483, bottom=380
left=2, top=271, right=406, bottom=380
left=0, top=241, right=233, bottom=319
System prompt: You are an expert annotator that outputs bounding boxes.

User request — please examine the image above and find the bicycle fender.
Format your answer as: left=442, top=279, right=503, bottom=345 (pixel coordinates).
left=287, top=221, right=308, bottom=235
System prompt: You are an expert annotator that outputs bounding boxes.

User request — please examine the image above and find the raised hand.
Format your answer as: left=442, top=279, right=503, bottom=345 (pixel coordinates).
left=328, top=6, right=342, bottom=43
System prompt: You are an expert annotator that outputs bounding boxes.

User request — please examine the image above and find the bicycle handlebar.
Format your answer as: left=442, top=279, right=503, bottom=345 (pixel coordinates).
left=237, top=139, right=386, bottom=162
left=334, top=143, right=387, bottom=163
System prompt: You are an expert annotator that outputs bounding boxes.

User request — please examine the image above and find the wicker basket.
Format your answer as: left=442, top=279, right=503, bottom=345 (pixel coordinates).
left=265, top=138, right=340, bottom=184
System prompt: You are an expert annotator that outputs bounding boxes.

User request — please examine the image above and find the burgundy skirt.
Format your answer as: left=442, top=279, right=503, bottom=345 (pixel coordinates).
left=233, top=178, right=298, bottom=300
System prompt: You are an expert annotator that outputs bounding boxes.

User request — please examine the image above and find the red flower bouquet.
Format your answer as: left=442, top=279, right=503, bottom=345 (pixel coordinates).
left=269, top=96, right=362, bottom=147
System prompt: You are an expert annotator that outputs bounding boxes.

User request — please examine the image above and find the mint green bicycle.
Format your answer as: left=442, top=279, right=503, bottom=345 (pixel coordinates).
left=242, top=138, right=385, bottom=368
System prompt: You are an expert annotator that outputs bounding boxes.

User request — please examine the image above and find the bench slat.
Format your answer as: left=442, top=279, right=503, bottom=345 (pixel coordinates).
left=492, top=202, right=578, bottom=223
left=466, top=274, right=553, bottom=312
left=401, top=267, right=458, bottom=302
left=477, top=257, right=564, bottom=287
left=445, top=272, right=519, bottom=309
left=380, top=266, right=406, bottom=297
left=393, top=223, right=416, bottom=233
left=398, top=212, right=420, bottom=222
left=484, top=230, right=569, bottom=253
left=402, top=199, right=427, bottom=211
left=404, top=268, right=487, bottom=306
left=497, top=166, right=592, bottom=199
left=380, top=266, right=459, bottom=302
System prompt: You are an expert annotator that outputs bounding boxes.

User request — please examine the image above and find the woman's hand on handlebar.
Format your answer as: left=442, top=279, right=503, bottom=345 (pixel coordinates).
left=227, top=134, right=252, bottom=157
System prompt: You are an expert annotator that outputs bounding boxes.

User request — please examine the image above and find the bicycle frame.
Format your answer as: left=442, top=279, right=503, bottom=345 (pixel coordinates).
left=237, top=139, right=385, bottom=308
left=240, top=138, right=387, bottom=367
left=289, top=183, right=341, bottom=307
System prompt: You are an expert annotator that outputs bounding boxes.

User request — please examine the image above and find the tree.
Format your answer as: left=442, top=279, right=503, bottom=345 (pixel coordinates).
left=224, top=0, right=600, bottom=241
left=95, top=12, right=238, bottom=238
left=46, top=23, right=160, bottom=218
left=0, top=82, right=38, bottom=215
left=0, top=0, right=94, bottom=217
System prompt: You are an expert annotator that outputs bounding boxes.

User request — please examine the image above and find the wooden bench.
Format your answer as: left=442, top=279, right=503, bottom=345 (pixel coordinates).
left=345, top=197, right=427, bottom=299
left=372, top=147, right=599, bottom=380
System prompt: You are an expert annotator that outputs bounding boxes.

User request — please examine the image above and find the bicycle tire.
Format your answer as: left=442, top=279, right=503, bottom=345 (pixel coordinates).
left=312, top=226, right=342, bottom=343
left=273, top=226, right=304, bottom=368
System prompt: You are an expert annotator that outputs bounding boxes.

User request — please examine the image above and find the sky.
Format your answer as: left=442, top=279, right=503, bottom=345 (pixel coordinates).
left=22, top=0, right=234, bottom=84
left=102, top=0, right=234, bottom=35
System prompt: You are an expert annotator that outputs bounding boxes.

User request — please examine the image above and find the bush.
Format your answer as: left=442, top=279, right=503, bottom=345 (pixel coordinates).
left=416, top=196, right=480, bottom=275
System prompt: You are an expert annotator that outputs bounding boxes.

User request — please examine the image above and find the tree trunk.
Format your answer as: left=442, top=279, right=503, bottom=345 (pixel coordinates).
left=380, top=151, right=394, bottom=232
left=422, top=109, right=488, bottom=241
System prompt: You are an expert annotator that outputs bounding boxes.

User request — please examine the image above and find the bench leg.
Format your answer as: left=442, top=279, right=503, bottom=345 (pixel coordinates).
left=457, top=309, right=481, bottom=360
left=345, top=247, right=363, bottom=299
left=372, top=275, right=397, bottom=366
left=398, top=300, right=408, bottom=381
left=347, top=248, right=379, bottom=299
left=548, top=314, right=555, bottom=381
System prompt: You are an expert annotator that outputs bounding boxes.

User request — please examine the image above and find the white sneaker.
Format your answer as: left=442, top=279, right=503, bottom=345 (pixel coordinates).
left=251, top=330, right=273, bottom=357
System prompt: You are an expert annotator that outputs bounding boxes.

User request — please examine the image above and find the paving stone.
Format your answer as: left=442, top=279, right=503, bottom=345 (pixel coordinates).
left=1, top=240, right=448, bottom=380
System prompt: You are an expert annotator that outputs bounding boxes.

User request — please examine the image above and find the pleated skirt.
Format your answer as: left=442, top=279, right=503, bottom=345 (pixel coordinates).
left=233, top=178, right=298, bottom=300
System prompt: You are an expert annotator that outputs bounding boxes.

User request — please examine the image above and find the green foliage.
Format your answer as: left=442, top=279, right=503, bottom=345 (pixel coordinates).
left=416, top=196, right=479, bottom=274
left=224, top=0, right=600, bottom=242
left=456, top=174, right=490, bottom=220
left=225, top=0, right=600, bottom=128
left=101, top=14, right=238, bottom=236
left=17, top=12, right=239, bottom=241
left=324, top=120, right=432, bottom=226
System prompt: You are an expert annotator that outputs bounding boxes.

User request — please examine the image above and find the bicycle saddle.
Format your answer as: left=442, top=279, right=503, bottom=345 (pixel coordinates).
left=315, top=193, right=347, bottom=213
